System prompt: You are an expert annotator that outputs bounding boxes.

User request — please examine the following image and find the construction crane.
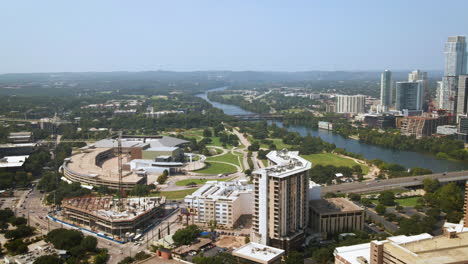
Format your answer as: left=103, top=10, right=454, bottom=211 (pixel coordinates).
left=117, top=131, right=125, bottom=210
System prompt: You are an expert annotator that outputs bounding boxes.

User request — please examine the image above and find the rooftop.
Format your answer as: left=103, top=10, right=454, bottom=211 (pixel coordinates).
left=65, top=147, right=144, bottom=183
left=310, top=198, right=363, bottom=214
left=233, top=242, right=285, bottom=264
left=389, top=231, right=468, bottom=263
left=0, top=155, right=29, bottom=168
left=254, top=149, right=311, bottom=178
left=334, top=233, right=433, bottom=264
left=185, top=180, right=252, bottom=202
left=62, top=196, right=165, bottom=222
left=93, top=136, right=188, bottom=149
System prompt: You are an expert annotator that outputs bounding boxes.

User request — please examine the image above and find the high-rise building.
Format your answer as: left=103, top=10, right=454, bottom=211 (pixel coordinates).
left=408, top=69, right=428, bottom=92
left=380, top=70, right=393, bottom=110
left=408, top=69, right=427, bottom=82
left=336, top=95, right=366, bottom=114
left=457, top=75, right=468, bottom=116
left=439, top=36, right=467, bottom=112
left=251, top=150, right=311, bottom=252
left=395, top=81, right=424, bottom=111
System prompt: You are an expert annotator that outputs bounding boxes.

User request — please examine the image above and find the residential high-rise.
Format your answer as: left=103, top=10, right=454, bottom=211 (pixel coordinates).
left=457, top=75, right=468, bottom=116
left=408, top=69, right=428, bottom=82
left=439, top=36, right=467, bottom=111
left=336, top=95, right=366, bottom=114
left=184, top=180, right=253, bottom=229
left=251, top=150, right=311, bottom=252
left=395, top=81, right=424, bottom=111
left=408, top=70, right=428, bottom=93
left=380, top=70, right=393, bottom=111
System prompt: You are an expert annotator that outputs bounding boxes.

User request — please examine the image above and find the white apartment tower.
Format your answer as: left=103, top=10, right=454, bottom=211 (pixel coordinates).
left=336, top=95, right=366, bottom=114
left=380, top=70, right=393, bottom=111
left=184, top=180, right=253, bottom=229
left=438, top=36, right=467, bottom=111
left=252, top=149, right=311, bottom=253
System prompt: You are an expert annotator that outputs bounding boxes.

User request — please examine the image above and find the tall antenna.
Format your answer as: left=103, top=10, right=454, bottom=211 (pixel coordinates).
left=117, top=131, right=123, bottom=210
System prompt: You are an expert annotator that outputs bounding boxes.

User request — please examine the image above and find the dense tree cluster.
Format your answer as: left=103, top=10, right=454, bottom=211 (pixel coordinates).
left=172, top=225, right=201, bottom=246
left=45, top=228, right=102, bottom=263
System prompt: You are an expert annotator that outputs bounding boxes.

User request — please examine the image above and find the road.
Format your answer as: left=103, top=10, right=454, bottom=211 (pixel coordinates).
left=17, top=186, right=182, bottom=263
left=321, top=170, right=468, bottom=194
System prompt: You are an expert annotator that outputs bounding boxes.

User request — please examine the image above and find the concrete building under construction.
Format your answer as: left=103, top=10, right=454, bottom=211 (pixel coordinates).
left=61, top=196, right=165, bottom=237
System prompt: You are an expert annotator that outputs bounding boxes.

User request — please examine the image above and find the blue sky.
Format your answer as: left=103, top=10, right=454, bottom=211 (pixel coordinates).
left=1, top=0, right=467, bottom=73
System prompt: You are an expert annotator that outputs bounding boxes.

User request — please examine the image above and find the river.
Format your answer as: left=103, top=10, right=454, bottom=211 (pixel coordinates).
left=197, top=88, right=468, bottom=172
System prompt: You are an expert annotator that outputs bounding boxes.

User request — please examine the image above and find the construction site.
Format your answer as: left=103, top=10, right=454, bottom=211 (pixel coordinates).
left=60, top=196, right=166, bottom=238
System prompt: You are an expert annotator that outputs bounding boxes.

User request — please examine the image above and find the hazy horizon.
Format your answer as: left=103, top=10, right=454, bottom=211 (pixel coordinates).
left=2, top=0, right=467, bottom=73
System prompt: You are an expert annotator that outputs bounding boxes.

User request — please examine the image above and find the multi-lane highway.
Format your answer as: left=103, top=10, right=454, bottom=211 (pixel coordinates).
left=321, top=170, right=468, bottom=194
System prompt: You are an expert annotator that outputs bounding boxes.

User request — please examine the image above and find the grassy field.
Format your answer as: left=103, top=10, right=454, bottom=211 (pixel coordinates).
left=206, top=152, right=241, bottom=166
left=194, top=162, right=238, bottom=174
left=301, top=153, right=369, bottom=174
left=159, top=188, right=198, bottom=200
left=248, top=136, right=292, bottom=150
left=175, top=177, right=236, bottom=186
left=370, top=196, right=421, bottom=207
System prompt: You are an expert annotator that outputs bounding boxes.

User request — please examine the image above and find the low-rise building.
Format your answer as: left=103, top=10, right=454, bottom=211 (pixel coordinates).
left=309, top=198, right=364, bottom=239
left=232, top=242, right=285, bottom=264
left=436, top=125, right=458, bottom=135
left=184, top=180, right=253, bottom=229
left=7, top=132, right=33, bottom=143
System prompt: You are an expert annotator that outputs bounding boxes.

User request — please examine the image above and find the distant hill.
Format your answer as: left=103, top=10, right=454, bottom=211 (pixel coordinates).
left=0, top=70, right=444, bottom=84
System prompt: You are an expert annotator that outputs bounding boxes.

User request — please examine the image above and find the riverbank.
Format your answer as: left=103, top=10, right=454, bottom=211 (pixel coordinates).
left=197, top=87, right=468, bottom=172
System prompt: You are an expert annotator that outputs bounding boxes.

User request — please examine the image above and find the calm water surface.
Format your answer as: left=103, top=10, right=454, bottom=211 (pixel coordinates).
left=197, top=88, right=468, bottom=172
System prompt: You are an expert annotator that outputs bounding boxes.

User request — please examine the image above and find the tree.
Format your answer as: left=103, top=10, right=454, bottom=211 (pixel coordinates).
left=10, top=217, right=27, bottom=226
left=378, top=191, right=395, bottom=206
left=437, top=183, right=464, bottom=222
left=130, top=184, right=151, bottom=196
left=81, top=236, right=98, bottom=252
left=285, top=251, right=303, bottom=264
left=118, top=257, right=135, bottom=264
left=423, top=178, right=440, bottom=193
left=5, top=239, right=28, bottom=255
left=134, top=251, right=151, bottom=261
left=312, top=247, right=334, bottom=264
left=203, top=128, right=212, bottom=137
left=157, top=170, right=169, bottom=185
left=172, top=225, right=201, bottom=246
left=361, top=198, right=372, bottom=207
left=46, top=228, right=83, bottom=250
left=247, top=141, right=260, bottom=151
left=375, top=204, right=386, bottom=215
left=5, top=225, right=35, bottom=240
left=34, top=255, right=63, bottom=264
left=348, top=193, right=361, bottom=202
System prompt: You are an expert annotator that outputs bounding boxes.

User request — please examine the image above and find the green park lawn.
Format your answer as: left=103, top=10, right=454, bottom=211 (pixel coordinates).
left=301, top=153, right=369, bottom=174
left=175, top=177, right=236, bottom=186
left=370, top=196, right=421, bottom=207
left=206, top=152, right=241, bottom=166
left=159, top=188, right=198, bottom=200
left=194, top=162, right=238, bottom=174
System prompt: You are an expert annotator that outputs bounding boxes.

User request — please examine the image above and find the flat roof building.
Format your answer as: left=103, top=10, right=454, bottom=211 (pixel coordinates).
left=232, top=242, right=285, bottom=264
left=252, top=149, right=311, bottom=252
left=309, top=198, right=364, bottom=239
left=184, top=180, right=253, bottom=229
